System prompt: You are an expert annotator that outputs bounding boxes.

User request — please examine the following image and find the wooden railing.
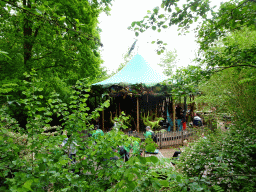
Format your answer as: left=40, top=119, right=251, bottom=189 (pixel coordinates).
left=125, top=127, right=205, bottom=148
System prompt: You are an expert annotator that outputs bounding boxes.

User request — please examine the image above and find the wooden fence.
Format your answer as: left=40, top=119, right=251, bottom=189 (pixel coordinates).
left=125, top=127, right=205, bottom=148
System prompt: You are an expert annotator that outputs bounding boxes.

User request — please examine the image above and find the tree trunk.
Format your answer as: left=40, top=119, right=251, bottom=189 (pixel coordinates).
left=23, top=0, right=40, bottom=70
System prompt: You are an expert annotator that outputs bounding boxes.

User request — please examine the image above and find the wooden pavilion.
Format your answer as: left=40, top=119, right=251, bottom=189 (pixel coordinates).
left=92, top=54, right=188, bottom=132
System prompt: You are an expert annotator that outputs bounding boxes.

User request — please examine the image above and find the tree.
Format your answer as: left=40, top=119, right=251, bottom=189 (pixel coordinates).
left=0, top=0, right=114, bottom=126
left=198, top=26, right=256, bottom=71
left=129, top=0, right=256, bottom=57
left=0, top=0, right=113, bottom=100
left=158, top=49, right=179, bottom=76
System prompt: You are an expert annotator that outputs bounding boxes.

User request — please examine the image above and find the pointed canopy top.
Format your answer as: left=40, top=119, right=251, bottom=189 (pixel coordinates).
left=93, top=54, right=168, bottom=87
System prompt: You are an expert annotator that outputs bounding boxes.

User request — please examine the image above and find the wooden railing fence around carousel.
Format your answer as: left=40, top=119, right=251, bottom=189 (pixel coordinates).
left=124, top=127, right=205, bottom=148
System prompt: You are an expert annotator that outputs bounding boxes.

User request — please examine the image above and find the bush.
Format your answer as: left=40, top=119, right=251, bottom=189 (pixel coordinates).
left=0, top=71, right=181, bottom=191
left=178, top=123, right=256, bottom=191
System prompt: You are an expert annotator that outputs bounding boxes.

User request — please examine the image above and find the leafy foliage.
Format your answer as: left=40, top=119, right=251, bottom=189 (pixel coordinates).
left=158, top=49, right=179, bottom=76
left=0, top=71, right=184, bottom=191
left=0, top=0, right=113, bottom=105
left=179, top=123, right=256, bottom=191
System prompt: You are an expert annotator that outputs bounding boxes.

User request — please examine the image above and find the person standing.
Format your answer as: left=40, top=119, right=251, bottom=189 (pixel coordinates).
left=167, top=109, right=173, bottom=132
left=92, top=125, right=104, bottom=139
left=193, top=113, right=202, bottom=127
left=144, top=126, right=153, bottom=139
left=61, top=133, right=79, bottom=164
left=176, top=105, right=183, bottom=131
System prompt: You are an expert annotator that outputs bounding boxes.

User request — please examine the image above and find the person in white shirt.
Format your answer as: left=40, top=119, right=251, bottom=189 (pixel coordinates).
left=193, top=113, right=202, bottom=127
left=61, top=133, right=79, bottom=164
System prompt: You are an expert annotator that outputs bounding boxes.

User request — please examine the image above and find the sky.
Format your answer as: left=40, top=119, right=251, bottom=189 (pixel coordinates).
left=98, top=0, right=227, bottom=75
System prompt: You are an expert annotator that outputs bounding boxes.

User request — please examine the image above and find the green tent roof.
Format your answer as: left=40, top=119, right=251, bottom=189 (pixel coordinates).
left=93, top=54, right=168, bottom=87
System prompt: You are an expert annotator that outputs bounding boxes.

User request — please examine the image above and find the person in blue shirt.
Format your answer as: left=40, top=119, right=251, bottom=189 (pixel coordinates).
left=167, top=109, right=173, bottom=132
left=92, top=125, right=104, bottom=139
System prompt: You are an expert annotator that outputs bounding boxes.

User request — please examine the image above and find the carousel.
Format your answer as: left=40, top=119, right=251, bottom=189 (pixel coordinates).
left=91, top=53, right=187, bottom=132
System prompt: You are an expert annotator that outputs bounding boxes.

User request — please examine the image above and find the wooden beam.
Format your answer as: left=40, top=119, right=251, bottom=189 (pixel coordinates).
left=137, top=96, right=139, bottom=132
left=172, top=97, right=176, bottom=131
left=184, top=96, right=187, bottom=122
left=119, top=102, right=121, bottom=116
left=102, top=109, right=104, bottom=132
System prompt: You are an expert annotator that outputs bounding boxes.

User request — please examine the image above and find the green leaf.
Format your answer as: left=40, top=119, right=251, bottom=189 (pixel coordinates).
left=59, top=16, right=66, bottom=21
left=159, top=180, right=169, bottom=187
left=139, top=157, right=147, bottom=164
left=158, top=14, right=165, bottom=19
left=175, top=7, right=180, bottom=12
left=0, top=1, right=6, bottom=7
left=151, top=41, right=156, bottom=44
left=128, top=173, right=134, bottom=181
left=150, top=156, right=159, bottom=163
left=135, top=32, right=139, bottom=37
left=39, top=163, right=46, bottom=171
left=127, top=181, right=136, bottom=191
left=152, top=26, right=156, bottom=30
left=176, top=175, right=181, bottom=182
left=37, top=107, right=45, bottom=111
left=23, top=180, right=33, bottom=191
left=158, top=29, right=161, bottom=32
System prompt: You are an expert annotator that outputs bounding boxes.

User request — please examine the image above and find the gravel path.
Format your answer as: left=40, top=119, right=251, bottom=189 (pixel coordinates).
left=159, top=148, right=179, bottom=158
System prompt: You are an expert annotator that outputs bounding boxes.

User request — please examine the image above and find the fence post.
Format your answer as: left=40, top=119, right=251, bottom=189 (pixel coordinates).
left=160, top=133, right=162, bottom=149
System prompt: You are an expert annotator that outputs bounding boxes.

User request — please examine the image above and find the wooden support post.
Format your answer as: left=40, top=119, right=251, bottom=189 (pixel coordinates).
left=184, top=96, right=187, bottom=122
left=173, top=98, right=176, bottom=131
left=137, top=96, right=139, bottom=132
left=95, top=96, right=97, bottom=108
left=160, top=133, right=162, bottom=149
left=155, top=104, right=157, bottom=117
left=116, top=98, right=118, bottom=116
left=182, top=130, right=184, bottom=146
left=119, top=103, right=121, bottom=116
left=102, top=110, right=104, bottom=132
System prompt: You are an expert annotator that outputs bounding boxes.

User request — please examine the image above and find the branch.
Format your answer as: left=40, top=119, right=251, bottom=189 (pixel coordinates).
left=214, top=64, right=256, bottom=72
left=2, top=0, right=101, bottom=44
left=232, top=0, right=251, bottom=12
left=34, top=26, right=40, bottom=38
